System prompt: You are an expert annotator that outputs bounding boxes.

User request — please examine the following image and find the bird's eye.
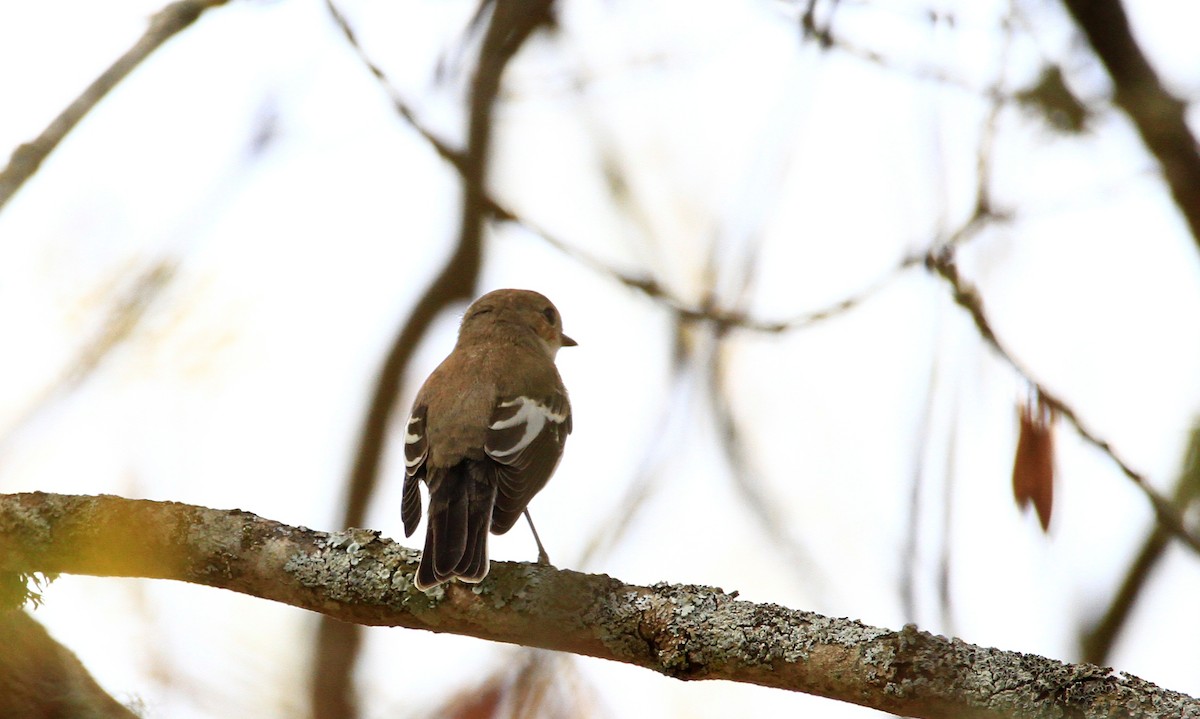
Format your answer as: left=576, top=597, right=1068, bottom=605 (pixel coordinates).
left=542, top=307, right=557, bottom=325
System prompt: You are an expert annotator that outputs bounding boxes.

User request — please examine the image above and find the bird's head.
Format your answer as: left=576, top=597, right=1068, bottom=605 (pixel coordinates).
left=461, top=289, right=576, bottom=359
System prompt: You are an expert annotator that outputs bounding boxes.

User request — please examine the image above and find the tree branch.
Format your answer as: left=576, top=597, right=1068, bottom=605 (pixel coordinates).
left=1082, top=423, right=1200, bottom=664
left=1060, top=0, right=1200, bottom=253
left=1, top=492, right=1195, bottom=719
left=316, top=3, right=556, bottom=716
left=0, top=0, right=229, bottom=213
left=0, top=609, right=137, bottom=718
left=925, top=246, right=1200, bottom=557
left=328, top=0, right=924, bottom=339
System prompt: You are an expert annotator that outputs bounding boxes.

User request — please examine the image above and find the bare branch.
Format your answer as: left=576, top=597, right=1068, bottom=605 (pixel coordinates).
left=317, top=4, right=556, bottom=716
left=329, top=0, right=922, bottom=338
left=323, top=0, right=461, bottom=167
left=900, top=350, right=943, bottom=624
left=1060, top=0, right=1200, bottom=253
left=1082, top=423, right=1200, bottom=664
left=0, top=0, right=229, bottom=213
left=0, top=492, right=1195, bottom=719
left=313, top=13, right=483, bottom=710
left=925, top=248, right=1200, bottom=556
left=0, top=610, right=137, bottom=718
left=792, top=0, right=1009, bottom=100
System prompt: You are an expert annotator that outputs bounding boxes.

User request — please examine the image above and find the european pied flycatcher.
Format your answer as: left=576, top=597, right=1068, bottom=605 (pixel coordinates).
left=402, top=289, right=574, bottom=590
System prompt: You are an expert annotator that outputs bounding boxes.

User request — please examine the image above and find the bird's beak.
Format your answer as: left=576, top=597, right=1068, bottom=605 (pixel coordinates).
left=561, top=333, right=578, bottom=347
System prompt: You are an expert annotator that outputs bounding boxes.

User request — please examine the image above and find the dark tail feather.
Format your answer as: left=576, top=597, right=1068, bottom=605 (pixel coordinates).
left=401, top=473, right=422, bottom=537
left=456, top=482, right=495, bottom=581
left=416, top=521, right=440, bottom=590
left=415, top=464, right=497, bottom=590
left=433, top=476, right=470, bottom=578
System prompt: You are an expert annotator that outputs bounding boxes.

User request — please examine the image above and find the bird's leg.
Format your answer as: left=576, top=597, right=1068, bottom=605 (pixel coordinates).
left=523, top=509, right=551, bottom=565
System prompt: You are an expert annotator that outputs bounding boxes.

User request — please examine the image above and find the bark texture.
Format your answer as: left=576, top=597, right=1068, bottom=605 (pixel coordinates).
left=1, top=492, right=1196, bottom=719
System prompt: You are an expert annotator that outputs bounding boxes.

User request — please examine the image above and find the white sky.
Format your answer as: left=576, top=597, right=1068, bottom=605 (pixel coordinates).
left=1, top=0, right=1199, bottom=717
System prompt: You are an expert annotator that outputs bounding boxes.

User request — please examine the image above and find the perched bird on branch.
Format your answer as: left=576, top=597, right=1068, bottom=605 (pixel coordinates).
left=402, top=289, right=575, bottom=590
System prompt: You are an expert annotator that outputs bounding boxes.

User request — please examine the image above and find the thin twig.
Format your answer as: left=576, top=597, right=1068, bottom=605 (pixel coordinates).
left=926, top=248, right=1200, bottom=555
left=900, top=345, right=942, bottom=624
left=323, top=0, right=460, bottom=167
left=791, top=0, right=1010, bottom=101
left=937, top=389, right=961, bottom=635
left=0, top=0, right=229, bottom=212
left=1081, top=424, right=1200, bottom=664
left=315, top=4, right=555, bottom=718
left=327, top=0, right=920, bottom=337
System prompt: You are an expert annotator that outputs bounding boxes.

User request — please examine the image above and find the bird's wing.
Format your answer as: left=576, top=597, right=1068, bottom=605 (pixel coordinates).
left=401, top=404, right=428, bottom=536
left=484, top=390, right=571, bottom=534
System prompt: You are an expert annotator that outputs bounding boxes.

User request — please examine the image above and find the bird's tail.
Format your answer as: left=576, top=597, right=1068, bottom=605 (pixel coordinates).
left=415, top=464, right=496, bottom=590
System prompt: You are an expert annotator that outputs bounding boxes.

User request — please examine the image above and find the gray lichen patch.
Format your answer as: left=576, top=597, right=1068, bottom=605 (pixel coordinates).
left=587, top=580, right=896, bottom=684
left=477, top=561, right=544, bottom=609
left=283, top=530, right=424, bottom=610
left=183, top=511, right=247, bottom=576
left=320, top=528, right=383, bottom=558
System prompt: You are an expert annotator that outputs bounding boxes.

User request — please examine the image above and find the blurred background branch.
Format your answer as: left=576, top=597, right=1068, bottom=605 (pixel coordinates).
left=314, top=3, right=556, bottom=717
left=0, top=0, right=229, bottom=212
left=1061, top=0, right=1200, bottom=251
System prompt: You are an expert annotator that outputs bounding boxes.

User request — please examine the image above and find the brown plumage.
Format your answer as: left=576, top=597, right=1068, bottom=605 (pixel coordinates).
left=402, top=289, right=574, bottom=590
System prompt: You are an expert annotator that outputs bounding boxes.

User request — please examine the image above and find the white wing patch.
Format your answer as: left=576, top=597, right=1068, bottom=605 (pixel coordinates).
left=487, top=397, right=568, bottom=459
left=404, top=414, right=426, bottom=470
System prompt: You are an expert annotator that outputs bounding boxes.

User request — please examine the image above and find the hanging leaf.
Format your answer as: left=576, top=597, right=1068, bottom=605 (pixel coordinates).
left=1013, top=391, right=1055, bottom=531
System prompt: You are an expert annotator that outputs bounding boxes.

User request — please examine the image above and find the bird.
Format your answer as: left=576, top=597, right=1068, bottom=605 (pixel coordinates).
left=402, top=289, right=575, bottom=590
